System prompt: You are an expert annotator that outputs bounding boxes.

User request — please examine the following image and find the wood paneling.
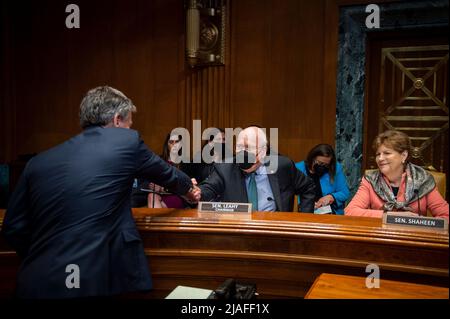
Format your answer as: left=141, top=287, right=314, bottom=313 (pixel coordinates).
left=305, top=273, right=449, bottom=299
left=0, top=1, right=15, bottom=164
left=1, top=208, right=448, bottom=298
left=0, top=0, right=353, bottom=166
left=231, top=0, right=328, bottom=157
left=2, top=0, right=416, bottom=189
left=1, top=0, right=186, bottom=161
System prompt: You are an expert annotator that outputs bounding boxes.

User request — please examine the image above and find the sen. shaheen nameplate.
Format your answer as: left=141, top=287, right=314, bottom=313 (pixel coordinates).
left=198, top=202, right=252, bottom=213
left=382, top=212, right=448, bottom=233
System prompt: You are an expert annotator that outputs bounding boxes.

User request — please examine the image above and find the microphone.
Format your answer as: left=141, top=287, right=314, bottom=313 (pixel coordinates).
left=140, top=189, right=172, bottom=195
left=414, top=189, right=421, bottom=215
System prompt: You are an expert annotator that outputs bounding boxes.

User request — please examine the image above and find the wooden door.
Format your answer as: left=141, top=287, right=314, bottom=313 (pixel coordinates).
left=364, top=29, right=449, bottom=199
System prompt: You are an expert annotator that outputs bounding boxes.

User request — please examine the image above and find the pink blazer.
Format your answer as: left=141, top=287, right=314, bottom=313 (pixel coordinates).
left=345, top=174, right=449, bottom=220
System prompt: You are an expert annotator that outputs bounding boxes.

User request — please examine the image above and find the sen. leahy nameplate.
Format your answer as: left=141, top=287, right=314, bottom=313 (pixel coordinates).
left=382, top=212, right=448, bottom=233
left=198, top=202, right=252, bottom=213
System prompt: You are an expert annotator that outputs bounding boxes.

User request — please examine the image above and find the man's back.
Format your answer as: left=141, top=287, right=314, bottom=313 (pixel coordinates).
left=26, top=127, right=140, bottom=230
left=3, top=126, right=191, bottom=298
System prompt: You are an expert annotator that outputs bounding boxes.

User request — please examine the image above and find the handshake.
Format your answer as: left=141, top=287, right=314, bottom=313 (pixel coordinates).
left=147, top=178, right=201, bottom=208
left=183, top=178, right=202, bottom=204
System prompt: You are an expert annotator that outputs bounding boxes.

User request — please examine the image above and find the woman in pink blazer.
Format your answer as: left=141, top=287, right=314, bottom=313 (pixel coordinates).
left=345, top=130, right=448, bottom=220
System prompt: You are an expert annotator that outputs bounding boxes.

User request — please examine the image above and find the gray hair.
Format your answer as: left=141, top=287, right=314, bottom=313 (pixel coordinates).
left=237, top=126, right=268, bottom=148
left=79, top=86, right=137, bottom=128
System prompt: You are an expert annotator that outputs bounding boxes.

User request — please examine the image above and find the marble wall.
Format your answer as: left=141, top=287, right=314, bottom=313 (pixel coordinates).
left=335, top=0, right=448, bottom=196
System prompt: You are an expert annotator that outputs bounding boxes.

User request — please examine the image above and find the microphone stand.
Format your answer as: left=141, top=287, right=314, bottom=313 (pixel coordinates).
left=140, top=186, right=173, bottom=208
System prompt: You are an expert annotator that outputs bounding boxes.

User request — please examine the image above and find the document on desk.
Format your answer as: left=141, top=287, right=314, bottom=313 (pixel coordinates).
left=314, top=205, right=332, bottom=214
left=165, top=285, right=213, bottom=299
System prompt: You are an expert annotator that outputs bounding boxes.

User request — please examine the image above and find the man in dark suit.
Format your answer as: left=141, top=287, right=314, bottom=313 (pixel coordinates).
left=199, top=126, right=316, bottom=212
left=2, top=86, right=200, bottom=298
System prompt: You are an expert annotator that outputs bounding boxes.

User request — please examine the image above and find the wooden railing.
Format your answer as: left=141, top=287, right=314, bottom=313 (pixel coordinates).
left=1, top=208, right=448, bottom=298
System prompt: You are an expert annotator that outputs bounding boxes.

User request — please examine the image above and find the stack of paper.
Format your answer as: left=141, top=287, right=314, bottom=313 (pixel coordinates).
left=314, top=205, right=333, bottom=214
left=165, top=285, right=213, bottom=299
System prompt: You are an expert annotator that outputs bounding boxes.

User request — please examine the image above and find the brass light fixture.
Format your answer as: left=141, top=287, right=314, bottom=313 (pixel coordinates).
left=185, top=0, right=226, bottom=67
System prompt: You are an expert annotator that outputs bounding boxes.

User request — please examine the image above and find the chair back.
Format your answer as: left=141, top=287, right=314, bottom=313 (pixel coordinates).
left=293, top=195, right=299, bottom=212
left=426, top=170, right=446, bottom=198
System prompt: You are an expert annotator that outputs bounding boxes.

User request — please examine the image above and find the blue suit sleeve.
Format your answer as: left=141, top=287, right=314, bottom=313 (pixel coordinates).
left=135, top=137, right=192, bottom=196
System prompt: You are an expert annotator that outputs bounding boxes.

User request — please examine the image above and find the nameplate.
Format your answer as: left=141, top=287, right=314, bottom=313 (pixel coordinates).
left=382, top=212, right=448, bottom=233
left=198, top=202, right=252, bottom=213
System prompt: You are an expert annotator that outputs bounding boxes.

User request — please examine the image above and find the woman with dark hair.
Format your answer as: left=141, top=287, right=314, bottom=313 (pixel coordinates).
left=161, top=133, right=183, bottom=165
left=296, top=144, right=350, bottom=215
left=131, top=133, right=186, bottom=208
left=147, top=133, right=187, bottom=208
left=345, top=130, right=448, bottom=219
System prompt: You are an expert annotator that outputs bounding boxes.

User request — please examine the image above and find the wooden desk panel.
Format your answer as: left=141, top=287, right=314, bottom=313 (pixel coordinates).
left=0, top=208, right=448, bottom=298
left=305, top=273, right=449, bottom=299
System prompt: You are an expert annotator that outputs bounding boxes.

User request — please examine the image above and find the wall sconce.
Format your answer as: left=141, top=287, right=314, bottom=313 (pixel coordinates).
left=185, top=0, right=226, bottom=67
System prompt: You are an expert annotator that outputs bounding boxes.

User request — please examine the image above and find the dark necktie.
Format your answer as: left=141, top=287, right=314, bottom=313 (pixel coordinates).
left=247, top=173, right=258, bottom=211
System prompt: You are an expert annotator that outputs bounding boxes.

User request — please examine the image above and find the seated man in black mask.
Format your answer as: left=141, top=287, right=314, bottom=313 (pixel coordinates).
left=199, top=126, right=315, bottom=212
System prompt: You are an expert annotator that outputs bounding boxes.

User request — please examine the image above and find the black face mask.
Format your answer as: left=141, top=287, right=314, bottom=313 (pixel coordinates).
left=313, top=163, right=329, bottom=177
left=235, top=150, right=257, bottom=171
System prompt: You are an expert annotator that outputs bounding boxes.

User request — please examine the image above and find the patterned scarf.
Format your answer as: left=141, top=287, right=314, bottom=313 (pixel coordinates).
left=365, top=163, right=436, bottom=212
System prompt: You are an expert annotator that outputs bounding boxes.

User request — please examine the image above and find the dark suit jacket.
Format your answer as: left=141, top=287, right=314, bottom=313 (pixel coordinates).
left=199, top=155, right=316, bottom=212
left=2, top=126, right=192, bottom=298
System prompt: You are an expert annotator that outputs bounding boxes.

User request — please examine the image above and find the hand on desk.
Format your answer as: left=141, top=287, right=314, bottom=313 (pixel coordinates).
left=315, top=195, right=334, bottom=209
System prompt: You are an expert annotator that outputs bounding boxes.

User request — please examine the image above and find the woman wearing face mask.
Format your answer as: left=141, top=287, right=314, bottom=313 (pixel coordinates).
left=296, top=144, right=350, bottom=215
left=345, top=130, right=448, bottom=219
left=184, top=128, right=231, bottom=184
